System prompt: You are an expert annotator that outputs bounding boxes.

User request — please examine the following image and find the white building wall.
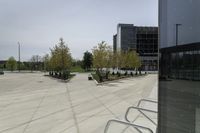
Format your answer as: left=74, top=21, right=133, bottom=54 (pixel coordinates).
left=160, top=0, right=200, bottom=48
left=117, top=25, right=121, bottom=51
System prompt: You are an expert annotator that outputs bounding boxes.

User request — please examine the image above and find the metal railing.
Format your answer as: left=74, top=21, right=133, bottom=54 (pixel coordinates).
left=104, top=119, right=154, bottom=133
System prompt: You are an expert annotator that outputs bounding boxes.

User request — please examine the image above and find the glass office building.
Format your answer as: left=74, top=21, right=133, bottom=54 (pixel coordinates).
left=159, top=0, right=200, bottom=133
left=113, top=24, right=158, bottom=71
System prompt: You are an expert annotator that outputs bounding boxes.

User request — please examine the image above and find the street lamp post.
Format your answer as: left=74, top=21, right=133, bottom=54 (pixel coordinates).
left=18, top=42, right=21, bottom=72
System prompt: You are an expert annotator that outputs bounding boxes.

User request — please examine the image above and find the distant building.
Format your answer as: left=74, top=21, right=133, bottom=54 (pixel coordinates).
left=113, top=24, right=158, bottom=71
left=0, top=60, right=7, bottom=69
left=0, top=60, right=7, bottom=65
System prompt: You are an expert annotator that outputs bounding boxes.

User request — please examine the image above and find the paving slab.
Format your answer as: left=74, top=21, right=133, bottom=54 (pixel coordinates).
left=0, top=72, right=157, bottom=133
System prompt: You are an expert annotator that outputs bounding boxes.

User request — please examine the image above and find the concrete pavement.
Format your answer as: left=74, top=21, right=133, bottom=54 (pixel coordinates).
left=0, top=72, right=157, bottom=133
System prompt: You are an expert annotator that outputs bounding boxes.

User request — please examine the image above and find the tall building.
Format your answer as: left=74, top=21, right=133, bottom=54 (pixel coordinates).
left=159, top=0, right=200, bottom=133
left=113, top=24, right=158, bottom=71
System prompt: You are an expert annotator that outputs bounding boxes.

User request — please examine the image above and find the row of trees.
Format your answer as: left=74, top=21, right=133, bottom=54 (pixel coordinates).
left=91, top=41, right=141, bottom=81
left=4, top=38, right=72, bottom=77
left=92, top=41, right=141, bottom=71
left=4, top=40, right=141, bottom=82
left=5, top=55, right=47, bottom=72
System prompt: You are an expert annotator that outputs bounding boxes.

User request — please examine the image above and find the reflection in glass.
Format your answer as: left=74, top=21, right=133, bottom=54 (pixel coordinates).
left=159, top=0, right=200, bottom=132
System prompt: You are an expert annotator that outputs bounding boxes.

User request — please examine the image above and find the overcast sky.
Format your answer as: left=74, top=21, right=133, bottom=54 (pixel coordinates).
left=0, top=0, right=158, bottom=61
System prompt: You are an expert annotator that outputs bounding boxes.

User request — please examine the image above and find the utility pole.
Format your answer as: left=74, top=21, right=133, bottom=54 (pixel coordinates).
left=175, top=24, right=182, bottom=46
left=18, top=42, right=21, bottom=72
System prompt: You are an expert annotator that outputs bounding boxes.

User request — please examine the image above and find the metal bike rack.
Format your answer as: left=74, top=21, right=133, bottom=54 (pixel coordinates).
left=125, top=99, right=158, bottom=125
left=104, top=119, right=154, bottom=133
left=104, top=99, right=158, bottom=133
left=125, top=106, right=157, bottom=126
left=136, top=99, right=157, bottom=108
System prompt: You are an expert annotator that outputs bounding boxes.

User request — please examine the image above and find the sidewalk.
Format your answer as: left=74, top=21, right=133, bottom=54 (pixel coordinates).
left=0, top=73, right=157, bottom=133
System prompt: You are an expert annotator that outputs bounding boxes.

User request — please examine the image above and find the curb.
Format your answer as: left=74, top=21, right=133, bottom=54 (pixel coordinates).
left=90, top=73, right=102, bottom=86
left=91, top=73, right=148, bottom=85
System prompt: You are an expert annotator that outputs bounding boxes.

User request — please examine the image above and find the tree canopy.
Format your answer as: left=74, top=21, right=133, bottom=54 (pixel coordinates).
left=82, top=51, right=93, bottom=71
left=49, top=38, right=72, bottom=72
left=6, top=56, right=17, bottom=71
left=92, top=41, right=111, bottom=70
left=92, top=41, right=141, bottom=72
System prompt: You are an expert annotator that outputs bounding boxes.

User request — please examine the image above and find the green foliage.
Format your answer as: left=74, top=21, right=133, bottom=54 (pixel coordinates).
left=72, top=59, right=82, bottom=67
left=50, top=38, right=72, bottom=72
left=113, top=50, right=141, bottom=70
left=30, top=55, right=43, bottom=71
left=91, top=73, right=99, bottom=82
left=6, top=56, right=17, bottom=71
left=82, top=51, right=93, bottom=71
left=92, top=41, right=111, bottom=70
left=43, top=54, right=50, bottom=71
left=70, top=66, right=84, bottom=73
left=0, top=64, right=6, bottom=70
left=92, top=41, right=142, bottom=82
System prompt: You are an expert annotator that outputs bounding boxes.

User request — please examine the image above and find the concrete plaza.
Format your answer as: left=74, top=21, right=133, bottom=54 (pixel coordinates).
left=0, top=72, right=157, bottom=133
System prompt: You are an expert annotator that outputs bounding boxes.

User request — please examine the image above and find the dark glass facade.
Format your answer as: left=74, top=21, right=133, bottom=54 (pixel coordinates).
left=136, top=27, right=158, bottom=71
left=113, top=34, right=117, bottom=52
left=118, top=24, right=136, bottom=50
left=113, top=24, right=158, bottom=71
left=159, top=43, right=200, bottom=133
left=160, top=43, right=200, bottom=81
left=159, top=0, right=200, bottom=132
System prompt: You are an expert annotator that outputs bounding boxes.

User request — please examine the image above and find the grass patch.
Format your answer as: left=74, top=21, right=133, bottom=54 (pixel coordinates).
left=91, top=73, right=100, bottom=83
left=71, top=66, right=95, bottom=73
left=70, top=66, right=85, bottom=73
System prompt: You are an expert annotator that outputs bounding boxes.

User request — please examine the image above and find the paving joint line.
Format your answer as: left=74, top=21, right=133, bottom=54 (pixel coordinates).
left=65, top=83, right=80, bottom=133
left=22, top=89, right=49, bottom=133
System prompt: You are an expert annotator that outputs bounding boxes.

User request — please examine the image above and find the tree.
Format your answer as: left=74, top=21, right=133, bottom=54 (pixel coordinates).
left=135, top=52, right=142, bottom=75
left=42, top=54, right=50, bottom=72
left=112, top=50, right=141, bottom=75
left=30, top=55, right=42, bottom=71
left=92, top=41, right=112, bottom=81
left=92, top=41, right=111, bottom=72
left=6, top=56, right=17, bottom=71
left=82, top=51, right=93, bottom=71
left=127, top=51, right=137, bottom=69
left=124, top=50, right=141, bottom=75
left=49, top=38, right=72, bottom=78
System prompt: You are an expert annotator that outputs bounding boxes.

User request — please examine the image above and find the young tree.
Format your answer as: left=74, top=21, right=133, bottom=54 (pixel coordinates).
left=30, top=55, right=41, bottom=71
left=50, top=38, right=72, bottom=78
left=92, top=41, right=111, bottom=72
left=42, top=54, right=50, bottom=72
left=6, top=56, right=17, bottom=71
left=114, top=50, right=142, bottom=75
left=124, top=50, right=141, bottom=74
left=127, top=51, right=137, bottom=69
left=111, top=51, right=118, bottom=69
left=92, top=41, right=111, bottom=81
left=82, top=51, right=93, bottom=71
left=116, top=51, right=127, bottom=71
left=135, top=53, right=142, bottom=75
